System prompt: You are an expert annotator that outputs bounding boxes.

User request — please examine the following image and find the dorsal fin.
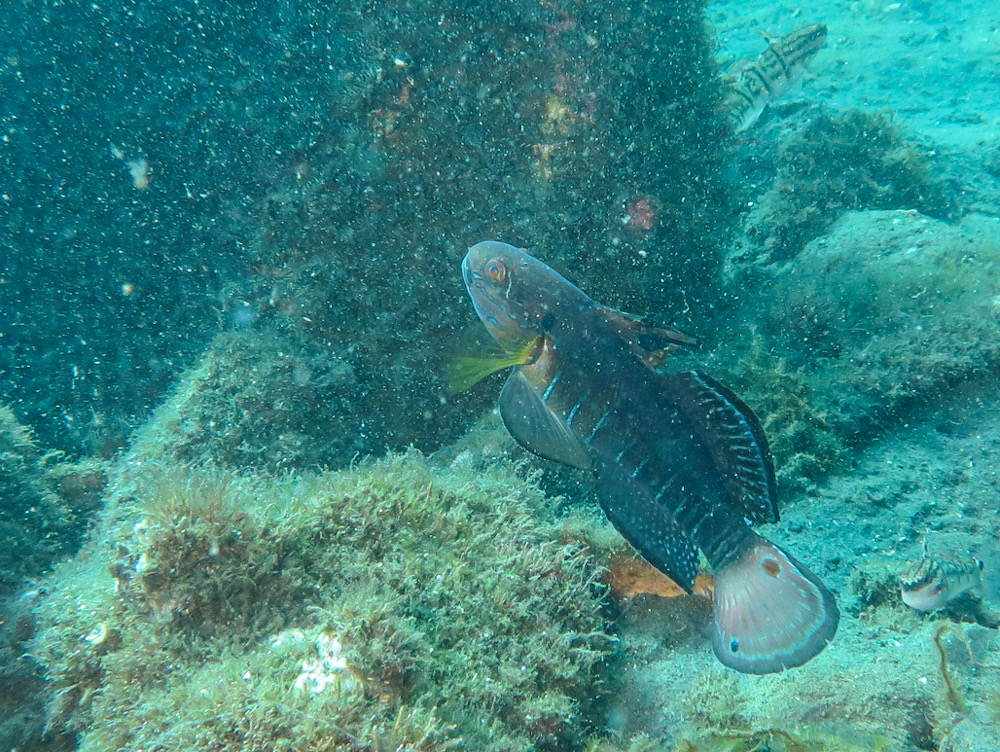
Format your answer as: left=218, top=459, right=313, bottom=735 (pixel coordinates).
left=599, top=307, right=697, bottom=371
left=498, top=371, right=592, bottom=470
left=663, top=371, right=779, bottom=524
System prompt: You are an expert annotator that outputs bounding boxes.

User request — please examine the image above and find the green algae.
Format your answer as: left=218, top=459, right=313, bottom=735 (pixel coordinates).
left=0, top=405, right=100, bottom=597
left=128, top=328, right=361, bottom=471
left=33, top=451, right=613, bottom=751
left=669, top=728, right=892, bottom=752
left=713, top=209, right=1000, bottom=494
left=742, top=109, right=957, bottom=264
left=705, top=336, right=851, bottom=495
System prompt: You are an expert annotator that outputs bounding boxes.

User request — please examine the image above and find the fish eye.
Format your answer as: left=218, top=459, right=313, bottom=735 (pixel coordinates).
left=485, top=258, right=507, bottom=283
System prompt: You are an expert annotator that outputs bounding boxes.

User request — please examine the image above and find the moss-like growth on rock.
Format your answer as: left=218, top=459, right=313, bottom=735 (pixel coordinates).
left=712, top=209, right=1000, bottom=489
left=0, top=406, right=106, bottom=749
left=128, top=328, right=361, bottom=471
left=667, top=727, right=892, bottom=752
left=0, top=406, right=88, bottom=596
left=705, top=337, right=851, bottom=495
left=34, top=451, right=612, bottom=751
left=848, top=556, right=910, bottom=619
left=742, top=109, right=958, bottom=263
left=763, top=211, right=1000, bottom=434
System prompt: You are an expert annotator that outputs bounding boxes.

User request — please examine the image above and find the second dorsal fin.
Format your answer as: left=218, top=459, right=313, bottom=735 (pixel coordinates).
left=663, top=370, right=779, bottom=524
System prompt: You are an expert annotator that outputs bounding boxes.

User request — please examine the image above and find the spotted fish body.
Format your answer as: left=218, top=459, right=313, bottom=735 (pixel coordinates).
left=462, top=242, right=839, bottom=674
left=725, top=23, right=828, bottom=133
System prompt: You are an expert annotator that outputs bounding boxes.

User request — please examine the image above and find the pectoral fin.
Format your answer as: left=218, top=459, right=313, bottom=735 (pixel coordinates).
left=498, top=371, right=592, bottom=470
left=445, top=331, right=542, bottom=394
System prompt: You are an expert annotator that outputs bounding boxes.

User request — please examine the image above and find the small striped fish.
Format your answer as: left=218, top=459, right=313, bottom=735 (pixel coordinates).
left=459, top=241, right=839, bottom=674
left=725, top=23, right=828, bottom=133
left=901, top=542, right=984, bottom=612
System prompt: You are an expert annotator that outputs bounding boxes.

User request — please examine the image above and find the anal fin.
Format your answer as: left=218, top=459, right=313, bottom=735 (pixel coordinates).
left=593, top=456, right=700, bottom=592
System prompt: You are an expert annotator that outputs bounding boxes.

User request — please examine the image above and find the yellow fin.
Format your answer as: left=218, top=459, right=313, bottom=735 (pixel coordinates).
left=445, top=335, right=541, bottom=394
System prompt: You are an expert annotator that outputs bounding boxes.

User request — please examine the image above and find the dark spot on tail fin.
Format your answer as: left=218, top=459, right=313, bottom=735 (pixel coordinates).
left=712, top=539, right=839, bottom=674
left=762, top=557, right=781, bottom=577
left=664, top=371, right=779, bottom=524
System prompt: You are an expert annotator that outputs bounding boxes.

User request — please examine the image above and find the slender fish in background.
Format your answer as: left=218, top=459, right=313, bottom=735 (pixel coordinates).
left=901, top=541, right=984, bottom=612
left=456, top=242, right=839, bottom=674
left=725, top=23, right=828, bottom=133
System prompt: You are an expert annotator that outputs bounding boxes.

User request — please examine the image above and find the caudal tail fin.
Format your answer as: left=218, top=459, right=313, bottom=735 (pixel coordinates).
left=712, top=539, right=839, bottom=674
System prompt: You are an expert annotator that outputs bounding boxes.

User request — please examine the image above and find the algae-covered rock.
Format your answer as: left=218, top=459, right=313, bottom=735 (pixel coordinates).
left=33, top=451, right=612, bottom=751
left=128, top=327, right=361, bottom=470
left=0, top=405, right=83, bottom=596
left=0, top=406, right=108, bottom=749
left=713, top=210, right=1000, bottom=488
left=248, top=0, right=732, bottom=461
left=733, top=108, right=958, bottom=266
left=764, top=210, right=1000, bottom=419
left=704, top=339, right=851, bottom=494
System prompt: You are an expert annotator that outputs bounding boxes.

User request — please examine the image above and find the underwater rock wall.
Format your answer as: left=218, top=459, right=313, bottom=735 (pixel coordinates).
left=1, top=0, right=731, bottom=463
left=731, top=108, right=958, bottom=266
left=0, top=406, right=74, bottom=597
left=233, top=0, right=733, bottom=463
left=0, top=406, right=106, bottom=750
left=125, top=328, right=362, bottom=470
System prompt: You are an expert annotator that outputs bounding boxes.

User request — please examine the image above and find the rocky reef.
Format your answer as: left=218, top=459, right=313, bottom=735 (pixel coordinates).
left=247, top=0, right=732, bottom=463
left=0, top=406, right=106, bottom=749
left=1, top=0, right=732, bottom=464
left=32, top=450, right=613, bottom=752
left=709, top=208, right=1000, bottom=492
left=732, top=108, right=958, bottom=265
left=0, top=406, right=106, bottom=597
left=125, top=328, right=362, bottom=471
left=0, top=406, right=74, bottom=597
left=7, top=0, right=1000, bottom=749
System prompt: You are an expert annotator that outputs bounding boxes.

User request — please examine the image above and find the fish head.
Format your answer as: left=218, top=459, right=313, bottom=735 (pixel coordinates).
left=900, top=555, right=945, bottom=611
left=462, top=241, right=572, bottom=347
